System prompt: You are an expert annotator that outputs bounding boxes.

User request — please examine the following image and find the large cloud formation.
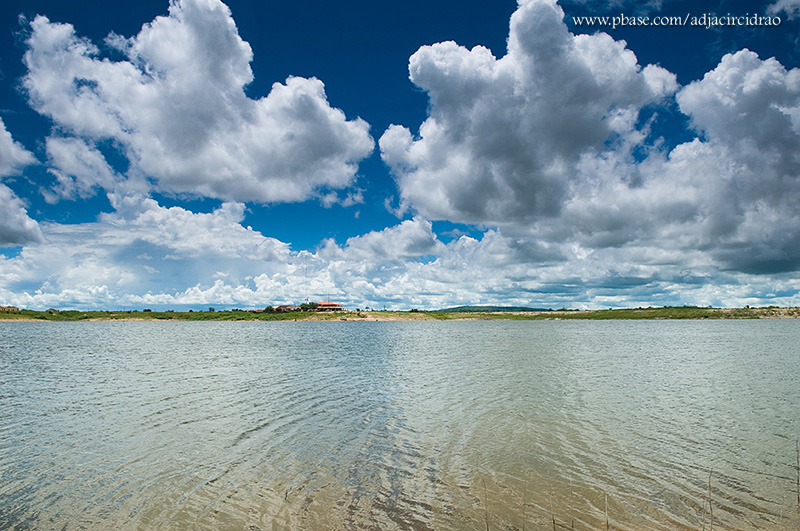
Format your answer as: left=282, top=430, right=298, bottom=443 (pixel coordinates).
left=23, top=0, right=373, bottom=203
left=675, top=50, right=800, bottom=273
left=0, top=194, right=293, bottom=308
left=380, top=0, right=676, bottom=223
left=381, top=0, right=800, bottom=277
left=5, top=210, right=797, bottom=310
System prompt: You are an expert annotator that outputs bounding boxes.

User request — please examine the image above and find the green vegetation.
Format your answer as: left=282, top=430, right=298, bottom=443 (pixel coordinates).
left=426, top=305, right=800, bottom=320
left=0, top=305, right=797, bottom=322
left=0, top=308, right=311, bottom=322
left=439, top=305, right=551, bottom=312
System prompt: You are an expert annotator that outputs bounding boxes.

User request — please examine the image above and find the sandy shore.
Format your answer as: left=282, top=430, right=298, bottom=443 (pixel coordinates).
left=1, top=307, right=798, bottom=322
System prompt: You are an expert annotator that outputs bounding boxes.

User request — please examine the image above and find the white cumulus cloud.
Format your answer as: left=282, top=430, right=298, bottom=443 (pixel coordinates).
left=674, top=49, right=800, bottom=273
left=0, top=118, right=36, bottom=176
left=320, top=218, right=445, bottom=262
left=380, top=0, right=676, bottom=224
left=0, top=118, right=43, bottom=245
left=0, top=193, right=294, bottom=308
left=0, top=185, right=44, bottom=246
left=44, top=137, right=120, bottom=202
left=2, top=208, right=799, bottom=310
left=381, top=0, right=800, bottom=278
left=22, top=0, right=373, bottom=203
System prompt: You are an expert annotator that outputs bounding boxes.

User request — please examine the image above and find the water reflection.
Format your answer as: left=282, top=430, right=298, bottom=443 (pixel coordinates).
left=1, top=320, right=799, bottom=530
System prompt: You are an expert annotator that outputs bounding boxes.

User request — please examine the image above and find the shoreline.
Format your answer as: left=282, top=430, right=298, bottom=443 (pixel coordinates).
left=1, top=306, right=798, bottom=322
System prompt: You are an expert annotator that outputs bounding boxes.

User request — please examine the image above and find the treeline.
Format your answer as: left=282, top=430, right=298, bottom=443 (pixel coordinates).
left=0, top=308, right=311, bottom=321
left=0, top=305, right=798, bottom=321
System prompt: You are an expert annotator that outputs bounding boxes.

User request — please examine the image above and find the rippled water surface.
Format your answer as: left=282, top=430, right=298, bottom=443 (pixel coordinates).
left=1, top=320, right=799, bottom=530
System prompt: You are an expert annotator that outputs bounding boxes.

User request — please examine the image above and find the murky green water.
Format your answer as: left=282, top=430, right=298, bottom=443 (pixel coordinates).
left=1, top=320, right=799, bottom=530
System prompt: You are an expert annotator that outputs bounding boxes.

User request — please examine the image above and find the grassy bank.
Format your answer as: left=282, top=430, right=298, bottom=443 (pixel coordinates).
left=0, top=306, right=798, bottom=321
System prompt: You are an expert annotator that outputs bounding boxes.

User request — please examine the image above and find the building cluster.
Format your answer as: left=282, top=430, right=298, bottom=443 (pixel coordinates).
left=0, top=306, right=19, bottom=312
left=251, top=301, right=345, bottom=313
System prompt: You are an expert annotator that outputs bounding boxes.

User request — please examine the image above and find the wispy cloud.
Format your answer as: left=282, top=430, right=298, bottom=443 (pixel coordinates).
left=768, top=0, right=800, bottom=19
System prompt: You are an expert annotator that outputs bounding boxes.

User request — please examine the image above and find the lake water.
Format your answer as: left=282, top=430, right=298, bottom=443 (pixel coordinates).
left=1, top=320, right=799, bottom=530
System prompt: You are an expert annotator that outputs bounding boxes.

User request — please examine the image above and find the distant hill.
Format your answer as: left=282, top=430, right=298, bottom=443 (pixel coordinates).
left=436, top=305, right=551, bottom=313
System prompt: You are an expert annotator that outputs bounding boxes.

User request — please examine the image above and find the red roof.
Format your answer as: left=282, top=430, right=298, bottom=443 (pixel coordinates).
left=316, top=301, right=345, bottom=310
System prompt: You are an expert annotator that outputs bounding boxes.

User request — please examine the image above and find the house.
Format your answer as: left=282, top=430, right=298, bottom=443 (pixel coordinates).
left=0, top=306, right=19, bottom=312
left=315, top=301, right=345, bottom=312
left=275, top=305, right=300, bottom=313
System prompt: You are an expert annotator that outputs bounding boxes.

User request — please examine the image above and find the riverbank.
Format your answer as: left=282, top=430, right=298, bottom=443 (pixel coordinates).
left=1, top=306, right=798, bottom=322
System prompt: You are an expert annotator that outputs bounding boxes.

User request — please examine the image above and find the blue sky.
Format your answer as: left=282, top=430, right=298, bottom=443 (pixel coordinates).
left=1, top=0, right=799, bottom=310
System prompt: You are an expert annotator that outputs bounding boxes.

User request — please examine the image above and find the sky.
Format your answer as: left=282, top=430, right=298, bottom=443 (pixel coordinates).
left=0, top=0, right=799, bottom=311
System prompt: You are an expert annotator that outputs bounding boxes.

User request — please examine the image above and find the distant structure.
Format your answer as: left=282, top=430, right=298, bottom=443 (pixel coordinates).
left=0, top=306, right=19, bottom=312
left=314, top=302, right=345, bottom=312
left=250, top=302, right=345, bottom=313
